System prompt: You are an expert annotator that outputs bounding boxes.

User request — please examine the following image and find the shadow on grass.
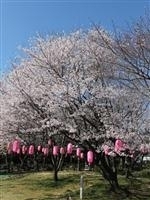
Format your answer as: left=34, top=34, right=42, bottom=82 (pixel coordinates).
left=25, top=198, right=36, bottom=200
left=24, top=173, right=150, bottom=200
left=128, top=179, right=150, bottom=200
left=38, top=182, right=106, bottom=200
left=31, top=173, right=80, bottom=190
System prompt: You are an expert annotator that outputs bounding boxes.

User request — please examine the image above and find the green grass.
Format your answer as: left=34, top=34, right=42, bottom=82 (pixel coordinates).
left=0, top=170, right=150, bottom=200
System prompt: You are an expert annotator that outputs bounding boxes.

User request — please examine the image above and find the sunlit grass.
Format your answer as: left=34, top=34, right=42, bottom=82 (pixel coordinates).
left=0, top=169, right=150, bottom=200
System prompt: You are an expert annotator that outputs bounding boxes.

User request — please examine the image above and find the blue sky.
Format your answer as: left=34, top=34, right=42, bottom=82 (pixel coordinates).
left=1, top=0, right=149, bottom=76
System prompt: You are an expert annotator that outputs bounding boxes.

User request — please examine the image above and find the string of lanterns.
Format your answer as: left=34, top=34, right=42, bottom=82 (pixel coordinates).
left=7, top=139, right=94, bottom=165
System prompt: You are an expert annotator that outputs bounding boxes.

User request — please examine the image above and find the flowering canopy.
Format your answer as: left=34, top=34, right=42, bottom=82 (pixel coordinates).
left=0, top=27, right=149, bottom=155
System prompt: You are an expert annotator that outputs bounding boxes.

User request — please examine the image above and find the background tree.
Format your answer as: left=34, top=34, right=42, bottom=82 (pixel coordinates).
left=96, top=11, right=150, bottom=99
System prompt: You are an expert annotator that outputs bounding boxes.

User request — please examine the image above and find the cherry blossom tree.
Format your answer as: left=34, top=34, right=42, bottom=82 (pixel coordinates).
left=0, top=27, right=149, bottom=189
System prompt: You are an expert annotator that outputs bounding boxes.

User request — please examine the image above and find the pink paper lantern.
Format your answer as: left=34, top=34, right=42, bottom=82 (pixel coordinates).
left=87, top=151, right=94, bottom=164
left=60, top=147, right=65, bottom=155
left=67, top=143, right=73, bottom=154
left=43, top=147, right=49, bottom=155
left=53, top=146, right=59, bottom=156
left=115, top=139, right=124, bottom=152
left=42, top=147, right=45, bottom=153
left=28, top=145, right=35, bottom=155
left=12, top=139, right=20, bottom=153
left=76, top=148, right=81, bottom=157
left=22, top=145, right=27, bottom=154
left=37, top=145, right=42, bottom=152
left=80, top=152, right=84, bottom=159
left=17, top=148, right=20, bottom=154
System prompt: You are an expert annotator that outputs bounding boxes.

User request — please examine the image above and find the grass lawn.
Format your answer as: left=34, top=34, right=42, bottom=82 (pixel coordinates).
left=0, top=169, right=150, bottom=200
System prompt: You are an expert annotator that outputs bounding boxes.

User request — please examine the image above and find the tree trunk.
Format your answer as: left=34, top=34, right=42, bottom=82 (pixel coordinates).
left=98, top=152, right=120, bottom=192
left=77, top=158, right=80, bottom=171
left=54, top=169, right=58, bottom=182
left=109, top=172, right=119, bottom=191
